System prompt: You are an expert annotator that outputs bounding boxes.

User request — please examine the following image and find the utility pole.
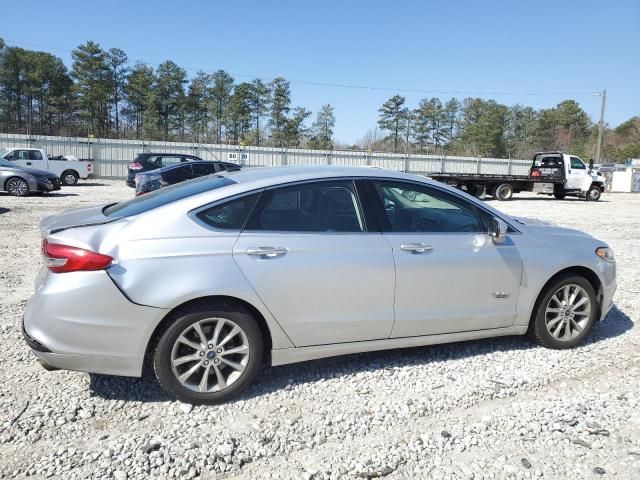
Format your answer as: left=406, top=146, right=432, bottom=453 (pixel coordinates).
left=595, top=89, right=607, bottom=163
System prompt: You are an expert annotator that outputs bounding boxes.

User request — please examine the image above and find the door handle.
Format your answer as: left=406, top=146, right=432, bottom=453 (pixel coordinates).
left=400, top=242, right=433, bottom=253
left=246, top=246, right=288, bottom=258
left=26, top=162, right=32, bottom=166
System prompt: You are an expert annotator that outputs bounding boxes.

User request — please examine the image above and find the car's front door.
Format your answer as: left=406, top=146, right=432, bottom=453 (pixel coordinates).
left=367, top=180, right=523, bottom=338
left=566, top=156, right=588, bottom=190
left=233, top=180, right=396, bottom=347
left=6, top=149, right=45, bottom=169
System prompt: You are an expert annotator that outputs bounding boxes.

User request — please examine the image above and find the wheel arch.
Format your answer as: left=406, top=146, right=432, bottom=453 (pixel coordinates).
left=143, top=295, right=274, bottom=370
left=61, top=168, right=79, bottom=177
left=3, top=175, right=31, bottom=192
left=529, top=266, right=603, bottom=327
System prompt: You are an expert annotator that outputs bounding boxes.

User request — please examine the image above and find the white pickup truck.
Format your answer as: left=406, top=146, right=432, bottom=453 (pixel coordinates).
left=0, top=147, right=92, bottom=186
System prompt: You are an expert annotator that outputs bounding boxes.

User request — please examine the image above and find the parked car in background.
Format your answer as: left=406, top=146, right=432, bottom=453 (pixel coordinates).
left=0, top=148, right=92, bottom=186
left=24, top=166, right=616, bottom=404
left=0, top=158, right=61, bottom=196
left=127, top=153, right=214, bottom=187
left=135, top=161, right=241, bottom=196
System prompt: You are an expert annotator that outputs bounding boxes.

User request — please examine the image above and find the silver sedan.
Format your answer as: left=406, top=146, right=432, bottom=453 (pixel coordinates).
left=23, top=166, right=617, bottom=404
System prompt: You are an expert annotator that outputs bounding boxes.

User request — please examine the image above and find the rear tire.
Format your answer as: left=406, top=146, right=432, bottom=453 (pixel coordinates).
left=61, top=170, right=79, bottom=186
left=153, top=302, right=263, bottom=405
left=553, top=185, right=566, bottom=199
left=495, top=183, right=514, bottom=201
left=527, top=275, right=598, bottom=349
left=6, top=177, right=30, bottom=197
left=586, top=185, right=601, bottom=202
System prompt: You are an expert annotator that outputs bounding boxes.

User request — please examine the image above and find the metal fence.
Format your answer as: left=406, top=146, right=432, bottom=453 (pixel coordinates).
left=0, top=133, right=532, bottom=179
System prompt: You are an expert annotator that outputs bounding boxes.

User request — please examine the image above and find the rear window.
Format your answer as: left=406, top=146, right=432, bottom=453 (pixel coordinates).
left=104, top=176, right=236, bottom=217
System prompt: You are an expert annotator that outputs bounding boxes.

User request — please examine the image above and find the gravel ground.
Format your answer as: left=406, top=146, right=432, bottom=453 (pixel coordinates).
left=0, top=181, right=639, bottom=480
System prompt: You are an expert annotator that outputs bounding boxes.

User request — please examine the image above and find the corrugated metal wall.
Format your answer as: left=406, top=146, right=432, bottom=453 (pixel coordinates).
left=0, top=133, right=532, bottom=179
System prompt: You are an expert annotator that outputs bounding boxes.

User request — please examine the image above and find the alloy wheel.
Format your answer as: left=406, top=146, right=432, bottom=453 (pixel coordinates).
left=170, top=317, right=250, bottom=393
left=544, top=284, right=591, bottom=340
left=7, top=178, right=28, bottom=196
left=63, top=174, right=77, bottom=186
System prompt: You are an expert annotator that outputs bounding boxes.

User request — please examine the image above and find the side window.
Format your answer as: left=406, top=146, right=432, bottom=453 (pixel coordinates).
left=163, top=156, right=183, bottom=166
left=193, top=163, right=217, bottom=176
left=196, top=193, right=260, bottom=230
left=3, top=150, right=15, bottom=160
left=147, top=156, right=162, bottom=167
left=17, top=150, right=30, bottom=160
left=162, top=165, right=193, bottom=183
left=246, top=181, right=365, bottom=232
left=570, top=157, right=586, bottom=170
left=29, top=150, right=43, bottom=160
left=372, top=181, right=482, bottom=233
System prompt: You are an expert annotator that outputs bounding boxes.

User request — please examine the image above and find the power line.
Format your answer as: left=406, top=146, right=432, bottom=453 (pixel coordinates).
left=3, top=38, right=599, bottom=97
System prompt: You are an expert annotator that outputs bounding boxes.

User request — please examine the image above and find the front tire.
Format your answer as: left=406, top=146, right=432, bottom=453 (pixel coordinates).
left=153, top=303, right=263, bottom=405
left=586, top=185, right=601, bottom=202
left=6, top=177, right=30, bottom=197
left=528, top=275, right=598, bottom=349
left=61, top=170, right=79, bottom=186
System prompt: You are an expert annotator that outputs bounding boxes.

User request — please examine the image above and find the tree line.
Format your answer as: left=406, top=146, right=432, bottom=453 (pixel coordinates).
left=0, top=39, right=335, bottom=150
left=1, top=38, right=638, bottom=162
left=368, top=95, right=640, bottom=162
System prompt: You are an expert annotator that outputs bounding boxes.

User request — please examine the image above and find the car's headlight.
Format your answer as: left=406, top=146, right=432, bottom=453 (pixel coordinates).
left=595, top=247, right=615, bottom=263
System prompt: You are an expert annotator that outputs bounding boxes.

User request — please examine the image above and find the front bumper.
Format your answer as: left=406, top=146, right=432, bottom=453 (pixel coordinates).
left=36, top=178, right=61, bottom=192
left=598, top=260, right=617, bottom=321
left=23, top=268, right=169, bottom=377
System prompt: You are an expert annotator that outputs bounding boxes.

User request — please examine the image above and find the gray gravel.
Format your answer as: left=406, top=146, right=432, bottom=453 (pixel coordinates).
left=1, top=182, right=639, bottom=479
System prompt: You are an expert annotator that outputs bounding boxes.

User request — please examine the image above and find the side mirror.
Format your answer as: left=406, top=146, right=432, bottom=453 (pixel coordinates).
left=489, top=217, right=508, bottom=244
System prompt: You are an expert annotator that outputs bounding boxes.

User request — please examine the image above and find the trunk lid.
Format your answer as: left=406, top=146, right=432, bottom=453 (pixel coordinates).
left=40, top=205, right=117, bottom=236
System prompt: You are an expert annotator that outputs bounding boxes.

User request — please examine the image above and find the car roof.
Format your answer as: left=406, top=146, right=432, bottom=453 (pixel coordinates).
left=154, top=161, right=219, bottom=172
left=139, top=152, right=202, bottom=157
left=219, top=165, right=422, bottom=187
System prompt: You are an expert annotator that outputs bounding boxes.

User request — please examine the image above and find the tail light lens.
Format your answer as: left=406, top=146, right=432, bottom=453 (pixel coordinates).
left=87, top=163, right=93, bottom=172
left=42, top=240, right=113, bottom=273
left=530, top=170, right=541, bottom=177
left=129, top=162, right=143, bottom=170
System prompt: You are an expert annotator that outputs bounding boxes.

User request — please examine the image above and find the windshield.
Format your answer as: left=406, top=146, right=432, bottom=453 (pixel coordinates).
left=104, top=175, right=236, bottom=217
left=0, top=158, right=15, bottom=168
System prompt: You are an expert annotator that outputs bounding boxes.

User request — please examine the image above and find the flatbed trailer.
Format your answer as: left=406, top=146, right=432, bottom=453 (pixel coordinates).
left=428, top=152, right=607, bottom=201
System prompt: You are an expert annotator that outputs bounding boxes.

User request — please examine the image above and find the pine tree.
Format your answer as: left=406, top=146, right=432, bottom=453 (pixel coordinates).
left=247, top=79, right=270, bottom=145
left=154, top=61, right=187, bottom=140
left=71, top=41, right=111, bottom=135
left=377, top=95, right=406, bottom=152
left=308, top=104, right=335, bottom=150
left=107, top=48, right=128, bottom=138
left=269, top=77, right=291, bottom=147
left=210, top=70, right=233, bottom=142
left=123, top=63, right=155, bottom=139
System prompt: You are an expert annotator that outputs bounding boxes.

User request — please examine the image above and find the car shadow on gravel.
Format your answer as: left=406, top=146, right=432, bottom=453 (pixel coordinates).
left=0, top=207, right=9, bottom=215
left=88, top=306, right=633, bottom=404
left=73, top=182, right=108, bottom=187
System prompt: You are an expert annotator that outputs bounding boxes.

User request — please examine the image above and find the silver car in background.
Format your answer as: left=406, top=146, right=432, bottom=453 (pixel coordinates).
left=23, top=166, right=616, bottom=404
left=0, top=158, right=62, bottom=196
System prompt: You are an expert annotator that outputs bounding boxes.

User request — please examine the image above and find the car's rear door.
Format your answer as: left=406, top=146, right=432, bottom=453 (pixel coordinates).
left=366, top=179, right=523, bottom=338
left=233, top=179, right=396, bottom=347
